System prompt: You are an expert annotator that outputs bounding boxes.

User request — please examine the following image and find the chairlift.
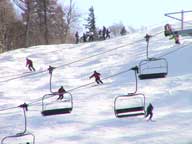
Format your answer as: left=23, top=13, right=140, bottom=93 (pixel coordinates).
left=114, top=67, right=146, bottom=118
left=165, top=10, right=192, bottom=37
left=138, top=35, right=168, bottom=80
left=173, top=29, right=192, bottom=36
left=138, top=57, right=168, bottom=80
left=41, top=92, right=73, bottom=116
left=1, top=103, right=35, bottom=144
left=114, top=93, right=146, bottom=118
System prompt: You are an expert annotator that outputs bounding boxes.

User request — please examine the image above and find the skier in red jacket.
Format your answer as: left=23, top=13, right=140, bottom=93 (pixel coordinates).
left=26, top=58, right=35, bottom=71
left=89, top=70, right=103, bottom=84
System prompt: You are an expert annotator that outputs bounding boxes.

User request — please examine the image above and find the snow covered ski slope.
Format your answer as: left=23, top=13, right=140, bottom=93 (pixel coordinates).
left=0, top=26, right=192, bottom=144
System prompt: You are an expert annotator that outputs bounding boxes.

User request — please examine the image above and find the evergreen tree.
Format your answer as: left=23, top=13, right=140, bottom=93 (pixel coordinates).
left=85, top=6, right=97, bottom=39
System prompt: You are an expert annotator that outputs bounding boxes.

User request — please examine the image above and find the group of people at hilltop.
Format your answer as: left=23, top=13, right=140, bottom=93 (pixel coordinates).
left=98, top=26, right=111, bottom=40
left=74, top=26, right=111, bottom=44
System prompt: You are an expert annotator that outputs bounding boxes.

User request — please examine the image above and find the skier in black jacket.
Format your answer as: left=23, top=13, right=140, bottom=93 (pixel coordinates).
left=145, top=103, right=154, bottom=120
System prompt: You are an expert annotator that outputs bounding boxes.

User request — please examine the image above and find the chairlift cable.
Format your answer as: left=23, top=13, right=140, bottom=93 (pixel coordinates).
left=1, top=40, right=191, bottom=110
left=0, top=106, right=19, bottom=112
left=158, top=42, right=192, bottom=58
left=0, top=30, right=171, bottom=111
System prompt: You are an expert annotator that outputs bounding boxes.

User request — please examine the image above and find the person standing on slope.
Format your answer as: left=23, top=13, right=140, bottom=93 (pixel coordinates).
left=89, top=70, right=103, bottom=84
left=145, top=103, right=154, bottom=121
left=102, top=26, right=106, bottom=40
left=75, top=31, right=79, bottom=44
left=26, top=58, right=36, bottom=71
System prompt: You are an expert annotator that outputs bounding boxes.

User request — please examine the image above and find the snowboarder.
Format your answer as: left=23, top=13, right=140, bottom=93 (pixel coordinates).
left=26, top=58, right=35, bottom=71
left=57, top=86, right=66, bottom=100
left=145, top=103, right=154, bottom=121
left=75, top=31, right=79, bottom=44
left=89, top=70, right=103, bottom=84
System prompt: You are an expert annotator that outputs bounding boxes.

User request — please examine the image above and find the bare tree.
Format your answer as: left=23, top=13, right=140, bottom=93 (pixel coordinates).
left=0, top=0, right=24, bottom=52
left=34, top=0, right=52, bottom=44
left=63, top=0, right=81, bottom=43
left=13, top=0, right=36, bottom=47
left=109, top=22, right=125, bottom=37
left=12, top=0, right=81, bottom=48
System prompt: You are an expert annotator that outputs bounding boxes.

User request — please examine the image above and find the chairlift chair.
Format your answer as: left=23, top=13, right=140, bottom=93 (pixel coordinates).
left=1, top=132, right=35, bottom=144
left=173, top=29, right=192, bottom=36
left=114, top=66, right=146, bottom=118
left=1, top=103, right=35, bottom=144
left=114, top=93, right=146, bottom=118
left=165, top=10, right=192, bottom=37
left=138, top=57, right=168, bottom=80
left=41, top=93, right=73, bottom=116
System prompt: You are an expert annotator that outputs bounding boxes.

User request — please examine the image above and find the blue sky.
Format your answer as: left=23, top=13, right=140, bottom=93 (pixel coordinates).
left=61, top=0, right=192, bottom=28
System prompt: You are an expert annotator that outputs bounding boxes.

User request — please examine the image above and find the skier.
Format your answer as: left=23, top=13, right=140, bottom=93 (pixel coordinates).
left=26, top=58, right=35, bottom=71
left=75, top=31, right=79, bottom=44
left=57, top=86, right=66, bottom=100
left=145, top=103, right=154, bottom=121
left=89, top=70, right=103, bottom=84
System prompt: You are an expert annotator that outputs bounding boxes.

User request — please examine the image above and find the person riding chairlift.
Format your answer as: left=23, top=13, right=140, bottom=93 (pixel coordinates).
left=57, top=86, right=66, bottom=100
left=164, top=23, right=173, bottom=36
